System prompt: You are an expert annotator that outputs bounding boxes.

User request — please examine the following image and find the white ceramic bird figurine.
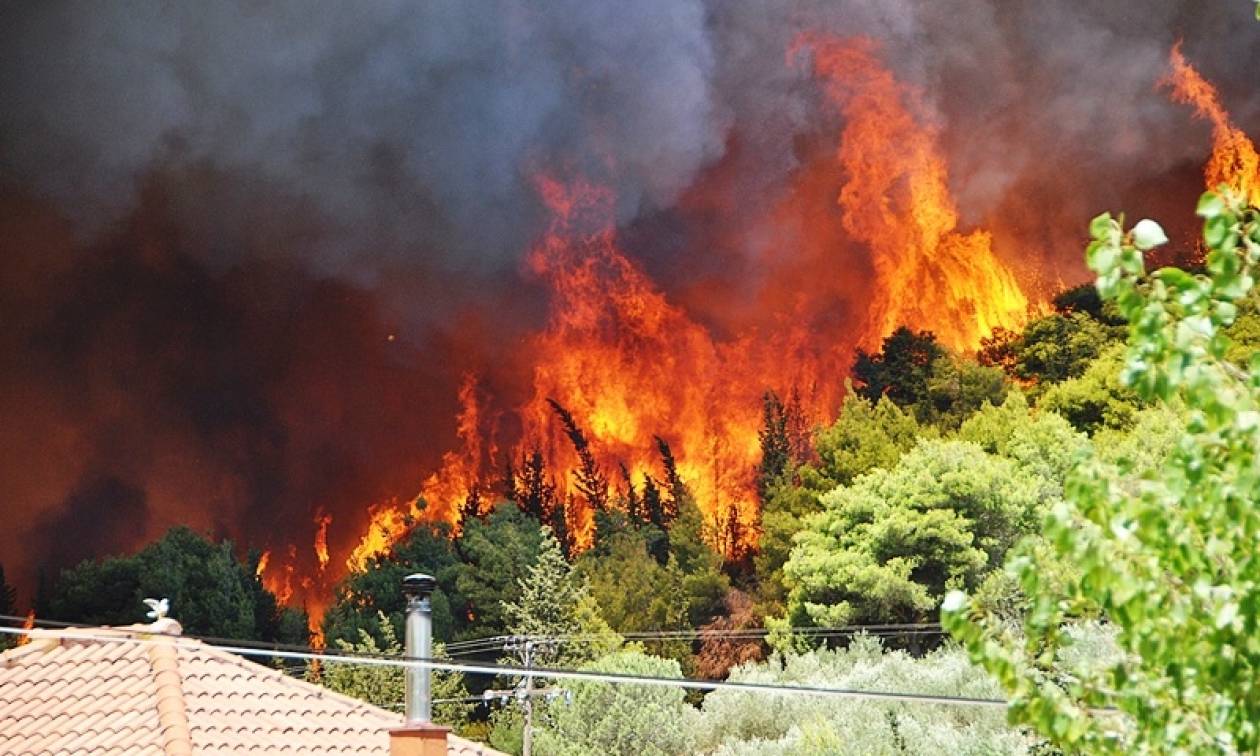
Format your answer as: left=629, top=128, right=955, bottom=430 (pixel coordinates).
left=143, top=598, right=169, bottom=620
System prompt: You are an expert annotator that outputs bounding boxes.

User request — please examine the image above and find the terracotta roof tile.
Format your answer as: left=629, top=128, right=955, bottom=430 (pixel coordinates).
left=0, top=626, right=506, bottom=756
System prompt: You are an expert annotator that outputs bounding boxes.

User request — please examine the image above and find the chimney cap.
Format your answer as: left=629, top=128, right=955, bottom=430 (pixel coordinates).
left=402, top=573, right=437, bottom=599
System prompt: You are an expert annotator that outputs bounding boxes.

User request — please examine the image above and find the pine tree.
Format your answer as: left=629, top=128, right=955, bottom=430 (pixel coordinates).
left=457, top=482, right=483, bottom=533
left=548, top=398, right=609, bottom=512
left=501, top=459, right=520, bottom=503
left=550, top=495, right=572, bottom=561
left=501, top=527, right=588, bottom=666
left=642, top=475, right=666, bottom=530
left=619, top=463, right=644, bottom=525
left=756, top=391, right=792, bottom=504
left=784, top=388, right=816, bottom=466
left=515, top=448, right=555, bottom=523
left=655, top=436, right=685, bottom=526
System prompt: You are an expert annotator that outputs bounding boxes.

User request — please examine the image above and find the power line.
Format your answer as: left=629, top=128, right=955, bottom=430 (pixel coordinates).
left=0, top=623, right=1016, bottom=709
left=0, top=614, right=944, bottom=658
left=442, top=622, right=945, bottom=651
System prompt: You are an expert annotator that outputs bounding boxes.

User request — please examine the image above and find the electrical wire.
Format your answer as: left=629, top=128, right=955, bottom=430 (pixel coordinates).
left=0, top=623, right=1018, bottom=709
left=0, top=615, right=943, bottom=658
left=442, top=622, right=945, bottom=651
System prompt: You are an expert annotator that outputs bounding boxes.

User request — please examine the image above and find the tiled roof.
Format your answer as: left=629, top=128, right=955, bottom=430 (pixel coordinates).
left=0, top=623, right=503, bottom=756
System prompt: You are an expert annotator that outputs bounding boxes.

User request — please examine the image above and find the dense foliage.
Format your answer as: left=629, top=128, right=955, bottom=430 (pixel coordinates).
left=36, top=526, right=306, bottom=643
left=946, top=190, right=1260, bottom=752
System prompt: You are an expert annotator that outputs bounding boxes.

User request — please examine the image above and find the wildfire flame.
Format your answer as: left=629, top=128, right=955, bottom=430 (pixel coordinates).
left=417, top=373, right=492, bottom=528
left=313, top=510, right=332, bottom=571
left=345, top=499, right=417, bottom=573
left=16, top=610, right=35, bottom=647
left=1165, top=42, right=1259, bottom=204
left=283, top=35, right=1046, bottom=619
left=518, top=174, right=766, bottom=549
left=255, top=550, right=270, bottom=579
left=793, top=36, right=1031, bottom=352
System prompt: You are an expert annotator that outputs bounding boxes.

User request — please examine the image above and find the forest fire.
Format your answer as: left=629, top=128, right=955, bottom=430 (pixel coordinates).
left=242, top=35, right=1257, bottom=629
left=260, top=35, right=1044, bottom=616
left=5, top=2, right=1256, bottom=642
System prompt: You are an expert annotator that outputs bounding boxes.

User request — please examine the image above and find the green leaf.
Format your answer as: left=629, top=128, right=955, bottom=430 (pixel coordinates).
left=1089, top=212, right=1113, bottom=239
left=1197, top=191, right=1225, bottom=219
left=1206, top=215, right=1230, bottom=248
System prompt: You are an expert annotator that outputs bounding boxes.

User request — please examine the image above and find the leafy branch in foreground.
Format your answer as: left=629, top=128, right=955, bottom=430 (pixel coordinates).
left=943, top=188, right=1260, bottom=753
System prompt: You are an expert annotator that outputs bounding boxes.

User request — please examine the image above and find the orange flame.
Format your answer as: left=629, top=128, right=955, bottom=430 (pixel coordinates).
left=255, top=550, right=270, bottom=579
left=293, top=35, right=1045, bottom=613
left=417, top=373, right=489, bottom=529
left=313, top=510, right=332, bottom=571
left=1165, top=42, right=1259, bottom=204
left=345, top=498, right=416, bottom=573
left=263, top=545, right=297, bottom=605
left=793, top=36, right=1031, bottom=352
left=517, top=174, right=765, bottom=549
left=16, top=610, right=35, bottom=646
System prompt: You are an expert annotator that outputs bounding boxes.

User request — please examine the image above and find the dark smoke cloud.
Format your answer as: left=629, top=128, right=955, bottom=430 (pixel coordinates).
left=32, top=476, right=152, bottom=574
left=0, top=182, right=492, bottom=594
left=0, top=0, right=1257, bottom=601
left=0, top=0, right=723, bottom=278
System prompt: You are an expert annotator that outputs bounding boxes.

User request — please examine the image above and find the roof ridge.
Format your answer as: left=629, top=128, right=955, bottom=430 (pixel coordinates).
left=146, top=634, right=193, bottom=756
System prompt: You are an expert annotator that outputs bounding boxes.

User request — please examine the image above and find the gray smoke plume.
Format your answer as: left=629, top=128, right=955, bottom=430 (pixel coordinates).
left=0, top=0, right=724, bottom=279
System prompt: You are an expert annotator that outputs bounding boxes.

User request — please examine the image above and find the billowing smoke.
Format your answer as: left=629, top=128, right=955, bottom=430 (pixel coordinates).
left=0, top=1, right=723, bottom=278
left=0, top=0, right=1257, bottom=601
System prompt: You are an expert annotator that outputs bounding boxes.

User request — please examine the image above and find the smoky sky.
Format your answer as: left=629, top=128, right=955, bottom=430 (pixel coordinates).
left=0, top=0, right=724, bottom=280
left=0, top=0, right=1257, bottom=600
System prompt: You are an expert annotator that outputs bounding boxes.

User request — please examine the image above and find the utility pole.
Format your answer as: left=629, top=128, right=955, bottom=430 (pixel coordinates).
left=496, top=636, right=564, bottom=756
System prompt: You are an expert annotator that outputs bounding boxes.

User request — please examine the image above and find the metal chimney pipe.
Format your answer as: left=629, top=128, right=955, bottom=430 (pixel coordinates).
left=401, top=573, right=437, bottom=723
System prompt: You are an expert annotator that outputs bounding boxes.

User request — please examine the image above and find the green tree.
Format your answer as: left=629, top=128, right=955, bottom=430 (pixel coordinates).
left=43, top=527, right=303, bottom=642
left=774, top=440, right=1045, bottom=646
left=814, top=390, right=924, bottom=487
left=1037, top=343, right=1142, bottom=433
left=532, top=650, right=698, bottom=756
left=944, top=191, right=1260, bottom=752
left=665, top=491, right=731, bottom=627
left=323, top=521, right=464, bottom=649
left=921, top=353, right=1009, bottom=429
left=756, top=390, right=794, bottom=503
left=502, top=526, right=616, bottom=666
left=579, top=531, right=693, bottom=665
left=980, top=312, right=1119, bottom=387
left=451, top=503, right=545, bottom=638
left=852, top=327, right=944, bottom=408
left=956, top=391, right=1088, bottom=491
left=321, top=610, right=471, bottom=730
